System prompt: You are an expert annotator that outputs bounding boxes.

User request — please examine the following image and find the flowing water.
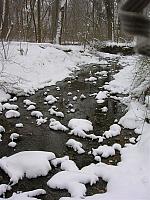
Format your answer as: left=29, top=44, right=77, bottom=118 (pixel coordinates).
left=0, top=57, right=137, bottom=199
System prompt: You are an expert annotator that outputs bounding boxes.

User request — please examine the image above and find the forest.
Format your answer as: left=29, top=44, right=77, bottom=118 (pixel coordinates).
left=0, top=1, right=150, bottom=200
left=0, top=0, right=129, bottom=44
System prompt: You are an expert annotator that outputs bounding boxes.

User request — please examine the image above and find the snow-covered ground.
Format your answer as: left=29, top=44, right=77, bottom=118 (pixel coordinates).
left=0, top=42, right=100, bottom=100
left=0, top=42, right=150, bottom=200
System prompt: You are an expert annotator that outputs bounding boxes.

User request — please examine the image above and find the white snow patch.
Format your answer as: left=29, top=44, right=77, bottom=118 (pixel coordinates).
left=66, top=139, right=85, bottom=154
left=3, top=103, right=18, bottom=110
left=31, top=111, right=43, bottom=118
left=5, top=110, right=20, bottom=119
left=49, top=118, right=68, bottom=131
left=0, top=151, right=55, bottom=185
left=103, top=124, right=121, bottom=138
left=45, top=95, right=57, bottom=104
left=27, top=105, right=36, bottom=111
left=49, top=108, right=64, bottom=118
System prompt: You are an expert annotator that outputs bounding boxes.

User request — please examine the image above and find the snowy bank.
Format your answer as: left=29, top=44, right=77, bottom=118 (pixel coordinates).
left=0, top=42, right=100, bottom=101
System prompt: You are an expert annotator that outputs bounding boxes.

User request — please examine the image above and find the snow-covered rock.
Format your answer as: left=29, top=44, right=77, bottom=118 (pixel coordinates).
left=66, top=139, right=85, bottom=154
left=3, top=103, right=18, bottom=110
left=15, top=123, right=23, bottom=128
left=103, top=124, right=121, bottom=138
left=27, top=105, right=36, bottom=111
left=23, top=99, right=36, bottom=106
left=31, top=111, right=43, bottom=118
left=8, top=141, right=17, bottom=148
left=101, top=106, right=108, bottom=112
left=36, top=117, right=47, bottom=126
left=0, top=151, right=56, bottom=185
left=96, top=91, right=108, bottom=103
left=80, top=94, right=86, bottom=100
left=9, top=96, right=17, bottom=102
left=85, top=77, right=97, bottom=82
left=10, top=133, right=20, bottom=140
left=49, top=108, right=64, bottom=118
left=0, top=125, right=5, bottom=133
left=45, top=95, right=57, bottom=104
left=0, top=184, right=11, bottom=196
left=68, top=119, right=93, bottom=132
left=5, top=110, right=20, bottom=119
left=49, top=118, right=68, bottom=131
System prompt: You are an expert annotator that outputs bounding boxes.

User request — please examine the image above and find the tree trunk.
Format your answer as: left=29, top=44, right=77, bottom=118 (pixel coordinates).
left=1, top=0, right=9, bottom=40
left=55, top=0, right=66, bottom=44
left=37, top=0, right=41, bottom=43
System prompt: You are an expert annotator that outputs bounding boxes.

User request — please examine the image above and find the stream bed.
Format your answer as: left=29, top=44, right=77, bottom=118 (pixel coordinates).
left=0, top=57, right=137, bottom=200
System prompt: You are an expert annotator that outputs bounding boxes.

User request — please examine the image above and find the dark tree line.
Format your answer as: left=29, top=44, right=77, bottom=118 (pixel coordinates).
left=0, top=0, right=129, bottom=44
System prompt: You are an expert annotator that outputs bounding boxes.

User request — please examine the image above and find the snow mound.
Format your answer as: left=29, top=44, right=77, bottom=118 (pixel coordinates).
left=85, top=77, right=97, bottom=82
left=23, top=99, right=36, bottom=106
left=96, top=91, right=108, bottom=103
left=119, top=101, right=147, bottom=131
left=49, top=118, right=68, bottom=131
left=0, top=184, right=11, bottom=196
left=66, top=139, right=85, bottom=154
left=5, top=110, right=20, bottom=119
left=49, top=108, right=64, bottom=118
left=27, top=105, right=36, bottom=111
left=0, top=126, right=5, bottom=133
left=47, top=169, right=98, bottom=198
left=10, top=133, right=20, bottom=140
left=8, top=141, right=17, bottom=148
left=103, top=124, right=121, bottom=138
left=45, top=95, right=57, bottom=104
left=36, top=118, right=47, bottom=126
left=92, top=144, right=121, bottom=158
left=0, top=151, right=55, bottom=185
left=3, top=103, right=18, bottom=110
left=1, top=189, right=46, bottom=200
left=68, top=119, right=93, bottom=132
left=31, top=111, right=43, bottom=118
left=15, top=123, right=23, bottom=128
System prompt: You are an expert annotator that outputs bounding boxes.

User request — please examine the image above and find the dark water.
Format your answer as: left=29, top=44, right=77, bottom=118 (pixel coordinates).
left=0, top=59, right=137, bottom=199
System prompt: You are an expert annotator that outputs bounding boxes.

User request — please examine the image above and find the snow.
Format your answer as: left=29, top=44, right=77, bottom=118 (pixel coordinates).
left=27, top=105, right=36, bottom=111
left=31, top=111, right=43, bottom=118
left=36, top=117, right=47, bottom=126
left=68, top=119, right=93, bottom=132
left=45, top=95, right=57, bottom=104
left=15, top=123, right=23, bottom=128
left=8, top=141, right=17, bottom=148
left=80, top=94, right=86, bottom=100
left=10, top=133, right=20, bottom=140
left=0, top=89, right=10, bottom=103
left=0, top=189, right=46, bottom=200
left=85, top=77, right=97, bottom=82
left=0, top=42, right=100, bottom=96
left=92, top=144, right=117, bottom=158
left=49, top=108, right=64, bottom=118
left=66, top=139, right=85, bottom=154
left=0, top=151, right=55, bottom=185
left=3, top=103, right=18, bottom=110
left=0, top=125, right=5, bottom=133
left=103, top=124, right=121, bottom=138
left=5, top=110, right=20, bottom=119
left=49, top=118, right=68, bottom=131
left=104, top=56, right=137, bottom=94
left=23, top=99, right=36, bottom=106
left=9, top=97, right=17, bottom=102
left=101, top=106, right=108, bottom=112
left=73, top=96, right=77, bottom=101
left=0, top=184, right=11, bottom=196
left=119, top=100, right=147, bottom=131
left=96, top=91, right=108, bottom=103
